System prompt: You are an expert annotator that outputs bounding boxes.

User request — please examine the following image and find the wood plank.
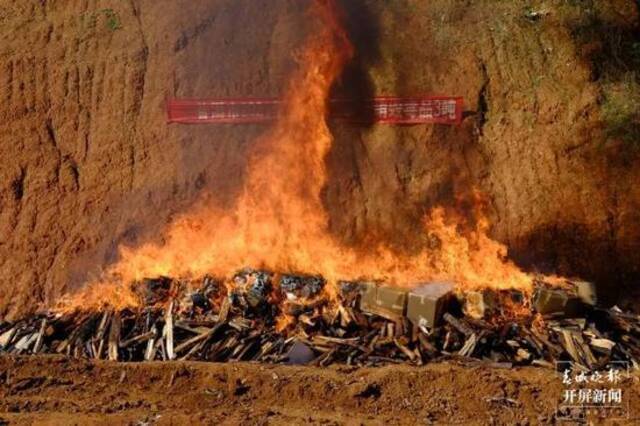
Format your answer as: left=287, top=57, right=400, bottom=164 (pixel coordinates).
left=108, top=312, right=121, bottom=361
left=164, top=301, right=175, bottom=360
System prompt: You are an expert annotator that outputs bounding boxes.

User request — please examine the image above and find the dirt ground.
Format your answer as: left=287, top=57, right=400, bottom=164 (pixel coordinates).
left=2, top=0, right=640, bottom=319
left=0, top=356, right=637, bottom=425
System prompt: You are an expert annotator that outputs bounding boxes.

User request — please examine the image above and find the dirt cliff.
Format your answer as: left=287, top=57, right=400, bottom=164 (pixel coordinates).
left=1, top=0, right=639, bottom=319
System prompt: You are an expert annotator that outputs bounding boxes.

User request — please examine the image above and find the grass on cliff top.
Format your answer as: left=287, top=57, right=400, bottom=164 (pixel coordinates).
left=562, top=0, right=640, bottom=155
left=602, top=73, right=640, bottom=151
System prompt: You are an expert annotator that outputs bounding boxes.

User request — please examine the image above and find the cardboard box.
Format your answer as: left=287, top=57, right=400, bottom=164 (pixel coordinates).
left=573, top=281, right=597, bottom=306
left=532, top=287, right=582, bottom=316
left=360, top=283, right=407, bottom=319
left=462, top=290, right=496, bottom=319
left=406, top=282, right=455, bottom=329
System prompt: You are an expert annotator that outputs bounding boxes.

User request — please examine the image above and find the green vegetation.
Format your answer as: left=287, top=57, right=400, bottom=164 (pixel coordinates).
left=602, top=74, right=640, bottom=151
left=81, top=8, right=122, bottom=32
left=101, top=9, right=122, bottom=31
left=561, top=1, right=640, bottom=156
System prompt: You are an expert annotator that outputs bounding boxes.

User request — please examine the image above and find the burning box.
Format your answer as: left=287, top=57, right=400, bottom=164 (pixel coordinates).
left=339, top=281, right=365, bottom=299
left=532, top=286, right=583, bottom=316
left=462, top=290, right=497, bottom=320
left=360, top=283, right=407, bottom=319
left=231, top=268, right=273, bottom=309
left=532, top=280, right=597, bottom=316
left=572, top=280, right=597, bottom=306
left=406, top=282, right=455, bottom=329
left=280, top=274, right=324, bottom=301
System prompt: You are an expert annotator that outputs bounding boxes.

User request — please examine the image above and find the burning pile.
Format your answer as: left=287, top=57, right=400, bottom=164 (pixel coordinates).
left=1, top=274, right=639, bottom=371
left=3, top=1, right=636, bottom=373
left=56, top=0, right=535, bottom=315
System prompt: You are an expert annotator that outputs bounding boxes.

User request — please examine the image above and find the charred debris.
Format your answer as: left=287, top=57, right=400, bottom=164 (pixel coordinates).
left=1, top=270, right=639, bottom=371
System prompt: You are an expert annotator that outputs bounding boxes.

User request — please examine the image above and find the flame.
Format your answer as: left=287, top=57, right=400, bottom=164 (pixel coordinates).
left=56, top=0, right=536, bottom=313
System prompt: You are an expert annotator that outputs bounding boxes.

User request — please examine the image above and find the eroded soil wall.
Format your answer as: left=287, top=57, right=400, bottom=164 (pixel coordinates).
left=1, top=0, right=639, bottom=318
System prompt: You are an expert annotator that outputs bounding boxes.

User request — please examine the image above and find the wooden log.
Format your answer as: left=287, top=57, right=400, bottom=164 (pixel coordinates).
left=314, top=335, right=368, bottom=353
left=386, top=322, right=395, bottom=338
left=298, top=314, right=315, bottom=327
left=120, top=331, right=156, bottom=349
left=228, top=318, right=251, bottom=331
left=108, top=312, right=121, bottom=361
left=32, top=318, right=47, bottom=354
left=520, top=329, right=544, bottom=357
left=218, top=297, right=230, bottom=323
left=144, top=326, right=158, bottom=361
left=559, top=330, right=586, bottom=368
left=233, top=337, right=259, bottom=361
left=590, top=338, right=616, bottom=354
left=394, top=338, right=416, bottom=361
left=573, top=333, right=597, bottom=368
left=57, top=314, right=97, bottom=354
left=179, top=338, right=208, bottom=361
left=177, top=319, right=218, bottom=328
left=174, top=322, right=223, bottom=355
left=338, top=305, right=353, bottom=327
left=418, top=333, right=438, bottom=358
left=314, top=335, right=360, bottom=345
left=0, top=326, right=16, bottom=349
left=230, top=341, right=247, bottom=359
left=458, top=333, right=478, bottom=358
left=443, top=331, right=452, bottom=351
left=94, top=311, right=111, bottom=360
left=443, top=313, right=474, bottom=337
left=163, top=301, right=174, bottom=360
left=174, top=322, right=212, bottom=335
left=515, top=348, right=531, bottom=363
left=13, top=332, right=37, bottom=353
left=531, top=328, right=563, bottom=358
left=158, top=339, right=167, bottom=361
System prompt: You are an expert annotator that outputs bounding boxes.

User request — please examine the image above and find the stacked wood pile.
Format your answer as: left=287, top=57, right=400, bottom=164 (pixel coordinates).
left=0, top=271, right=638, bottom=369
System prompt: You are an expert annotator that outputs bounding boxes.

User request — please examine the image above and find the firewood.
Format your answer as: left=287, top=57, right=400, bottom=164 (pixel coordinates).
left=174, top=322, right=223, bottom=355
left=443, top=313, right=474, bottom=337
left=94, top=311, right=111, bottom=359
left=6, top=271, right=640, bottom=369
left=13, top=332, right=37, bottom=353
left=218, top=297, right=230, bottom=323
left=163, top=301, right=175, bottom=360
left=589, top=337, right=616, bottom=354
left=458, top=333, right=478, bottom=358
left=32, top=319, right=47, bottom=354
left=144, top=326, right=158, bottom=361
left=530, top=328, right=563, bottom=358
left=0, top=327, right=16, bottom=349
left=108, top=312, right=121, bottom=361
left=573, top=333, right=597, bottom=368
left=559, top=329, right=586, bottom=368
left=394, top=338, right=416, bottom=361
left=120, top=331, right=155, bottom=349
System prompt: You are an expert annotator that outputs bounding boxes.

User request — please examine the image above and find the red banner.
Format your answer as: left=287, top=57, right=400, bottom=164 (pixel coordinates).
left=166, top=96, right=463, bottom=125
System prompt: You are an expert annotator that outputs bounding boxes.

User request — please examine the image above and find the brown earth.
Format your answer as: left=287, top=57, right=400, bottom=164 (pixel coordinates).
left=1, top=0, right=640, bottom=318
left=0, top=356, right=638, bottom=425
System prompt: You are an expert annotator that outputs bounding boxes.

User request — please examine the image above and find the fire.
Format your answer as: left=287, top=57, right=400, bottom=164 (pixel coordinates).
left=56, top=0, right=535, bottom=313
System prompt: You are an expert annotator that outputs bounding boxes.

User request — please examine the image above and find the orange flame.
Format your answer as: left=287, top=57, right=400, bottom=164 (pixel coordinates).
left=57, top=0, right=536, bottom=313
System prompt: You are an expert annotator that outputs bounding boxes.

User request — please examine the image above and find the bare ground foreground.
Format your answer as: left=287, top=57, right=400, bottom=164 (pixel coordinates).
left=0, top=356, right=637, bottom=425
left=1, top=0, right=640, bottom=318
left=1, top=2, right=640, bottom=425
